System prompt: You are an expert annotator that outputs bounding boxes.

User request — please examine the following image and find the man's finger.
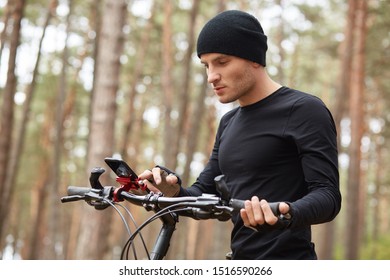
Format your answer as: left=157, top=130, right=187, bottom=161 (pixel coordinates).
left=166, top=174, right=178, bottom=185
left=260, top=199, right=278, bottom=225
left=240, top=208, right=250, bottom=227
left=251, top=196, right=263, bottom=225
left=279, top=202, right=290, bottom=215
left=152, top=167, right=163, bottom=184
left=244, top=200, right=256, bottom=225
left=143, top=180, right=160, bottom=193
left=138, top=169, right=153, bottom=180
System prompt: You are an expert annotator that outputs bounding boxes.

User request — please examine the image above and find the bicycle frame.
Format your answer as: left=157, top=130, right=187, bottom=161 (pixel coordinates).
left=150, top=213, right=177, bottom=260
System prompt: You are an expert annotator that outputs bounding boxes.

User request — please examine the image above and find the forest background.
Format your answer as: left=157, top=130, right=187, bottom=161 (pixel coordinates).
left=0, top=0, right=389, bottom=260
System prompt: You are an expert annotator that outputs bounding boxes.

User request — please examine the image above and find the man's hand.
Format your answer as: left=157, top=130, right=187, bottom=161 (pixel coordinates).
left=138, top=167, right=180, bottom=197
left=240, top=196, right=291, bottom=230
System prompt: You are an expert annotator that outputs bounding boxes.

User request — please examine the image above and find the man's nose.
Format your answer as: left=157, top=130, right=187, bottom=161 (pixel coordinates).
left=207, top=69, right=221, bottom=84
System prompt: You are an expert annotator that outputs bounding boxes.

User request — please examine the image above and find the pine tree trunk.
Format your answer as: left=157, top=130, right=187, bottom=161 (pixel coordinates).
left=171, top=0, right=200, bottom=169
left=182, top=73, right=208, bottom=186
left=47, top=0, right=66, bottom=259
left=0, top=0, right=11, bottom=59
left=333, top=0, right=357, bottom=141
left=161, top=0, right=176, bottom=168
left=75, top=0, right=127, bottom=259
left=4, top=0, right=57, bottom=259
left=0, top=0, right=26, bottom=250
left=345, top=0, right=368, bottom=260
left=120, top=2, right=156, bottom=160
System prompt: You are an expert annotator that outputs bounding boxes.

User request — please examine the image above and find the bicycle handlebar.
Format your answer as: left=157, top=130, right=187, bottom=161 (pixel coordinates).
left=60, top=160, right=288, bottom=260
left=61, top=185, right=282, bottom=221
left=60, top=158, right=284, bottom=219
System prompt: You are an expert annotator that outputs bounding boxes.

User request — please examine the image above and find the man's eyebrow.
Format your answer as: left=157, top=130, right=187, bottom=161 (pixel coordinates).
left=200, top=54, right=230, bottom=65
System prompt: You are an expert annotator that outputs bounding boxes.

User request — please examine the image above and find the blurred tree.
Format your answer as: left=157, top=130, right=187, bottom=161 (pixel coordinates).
left=9, top=0, right=59, bottom=260
left=120, top=2, right=156, bottom=166
left=345, top=0, right=368, bottom=260
left=0, top=0, right=11, bottom=62
left=75, top=0, right=127, bottom=259
left=0, top=0, right=26, bottom=254
left=161, top=0, right=176, bottom=168
left=171, top=0, right=200, bottom=171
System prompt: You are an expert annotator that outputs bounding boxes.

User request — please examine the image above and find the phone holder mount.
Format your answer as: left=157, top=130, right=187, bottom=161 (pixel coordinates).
left=103, top=157, right=148, bottom=202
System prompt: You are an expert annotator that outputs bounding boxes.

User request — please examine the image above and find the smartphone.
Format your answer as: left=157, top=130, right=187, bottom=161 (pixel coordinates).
left=104, top=157, right=138, bottom=179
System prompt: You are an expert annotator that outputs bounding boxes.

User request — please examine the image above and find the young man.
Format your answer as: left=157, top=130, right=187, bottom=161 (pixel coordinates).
left=139, top=10, right=341, bottom=259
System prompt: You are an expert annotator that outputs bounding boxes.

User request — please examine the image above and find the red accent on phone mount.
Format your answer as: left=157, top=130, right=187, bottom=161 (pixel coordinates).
left=113, top=176, right=147, bottom=202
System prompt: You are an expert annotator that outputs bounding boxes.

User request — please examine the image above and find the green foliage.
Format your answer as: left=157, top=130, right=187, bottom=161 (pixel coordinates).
left=361, top=235, right=390, bottom=260
left=331, top=234, right=390, bottom=260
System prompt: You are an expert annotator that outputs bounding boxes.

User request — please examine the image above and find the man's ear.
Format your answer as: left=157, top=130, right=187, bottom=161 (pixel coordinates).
left=251, top=61, right=262, bottom=68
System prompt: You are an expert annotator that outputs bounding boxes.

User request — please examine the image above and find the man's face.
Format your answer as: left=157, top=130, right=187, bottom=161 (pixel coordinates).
left=200, top=53, right=257, bottom=106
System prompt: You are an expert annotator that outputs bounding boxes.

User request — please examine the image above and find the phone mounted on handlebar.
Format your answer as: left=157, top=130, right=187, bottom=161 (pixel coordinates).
left=104, top=157, right=138, bottom=178
left=104, top=157, right=148, bottom=202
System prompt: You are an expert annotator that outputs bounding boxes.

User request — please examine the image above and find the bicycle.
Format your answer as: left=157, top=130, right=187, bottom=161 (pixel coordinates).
left=61, top=157, right=283, bottom=260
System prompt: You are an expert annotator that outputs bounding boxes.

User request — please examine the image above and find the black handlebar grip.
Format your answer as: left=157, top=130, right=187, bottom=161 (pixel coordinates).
left=269, top=202, right=281, bottom=216
left=67, top=186, right=91, bottom=196
left=229, top=199, right=280, bottom=216
left=229, top=199, right=245, bottom=211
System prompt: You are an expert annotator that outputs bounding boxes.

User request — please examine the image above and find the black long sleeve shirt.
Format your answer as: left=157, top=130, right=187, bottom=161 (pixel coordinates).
left=179, top=86, right=342, bottom=259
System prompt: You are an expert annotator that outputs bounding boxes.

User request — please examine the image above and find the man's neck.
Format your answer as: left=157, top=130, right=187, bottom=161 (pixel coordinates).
left=239, top=70, right=282, bottom=107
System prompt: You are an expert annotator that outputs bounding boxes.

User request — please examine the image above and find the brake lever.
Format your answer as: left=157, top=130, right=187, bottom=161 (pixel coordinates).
left=61, top=190, right=109, bottom=209
left=84, top=186, right=113, bottom=210
left=61, top=195, right=85, bottom=203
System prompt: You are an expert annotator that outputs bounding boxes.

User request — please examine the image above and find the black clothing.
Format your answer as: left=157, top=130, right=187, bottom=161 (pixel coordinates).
left=179, top=86, right=341, bottom=259
left=197, top=10, right=268, bottom=66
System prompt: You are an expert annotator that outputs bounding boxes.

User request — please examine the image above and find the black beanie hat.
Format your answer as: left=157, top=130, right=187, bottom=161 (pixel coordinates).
left=197, top=10, right=268, bottom=66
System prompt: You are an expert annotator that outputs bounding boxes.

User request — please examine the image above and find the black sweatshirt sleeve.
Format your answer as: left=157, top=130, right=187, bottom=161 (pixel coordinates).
left=285, top=95, right=341, bottom=228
